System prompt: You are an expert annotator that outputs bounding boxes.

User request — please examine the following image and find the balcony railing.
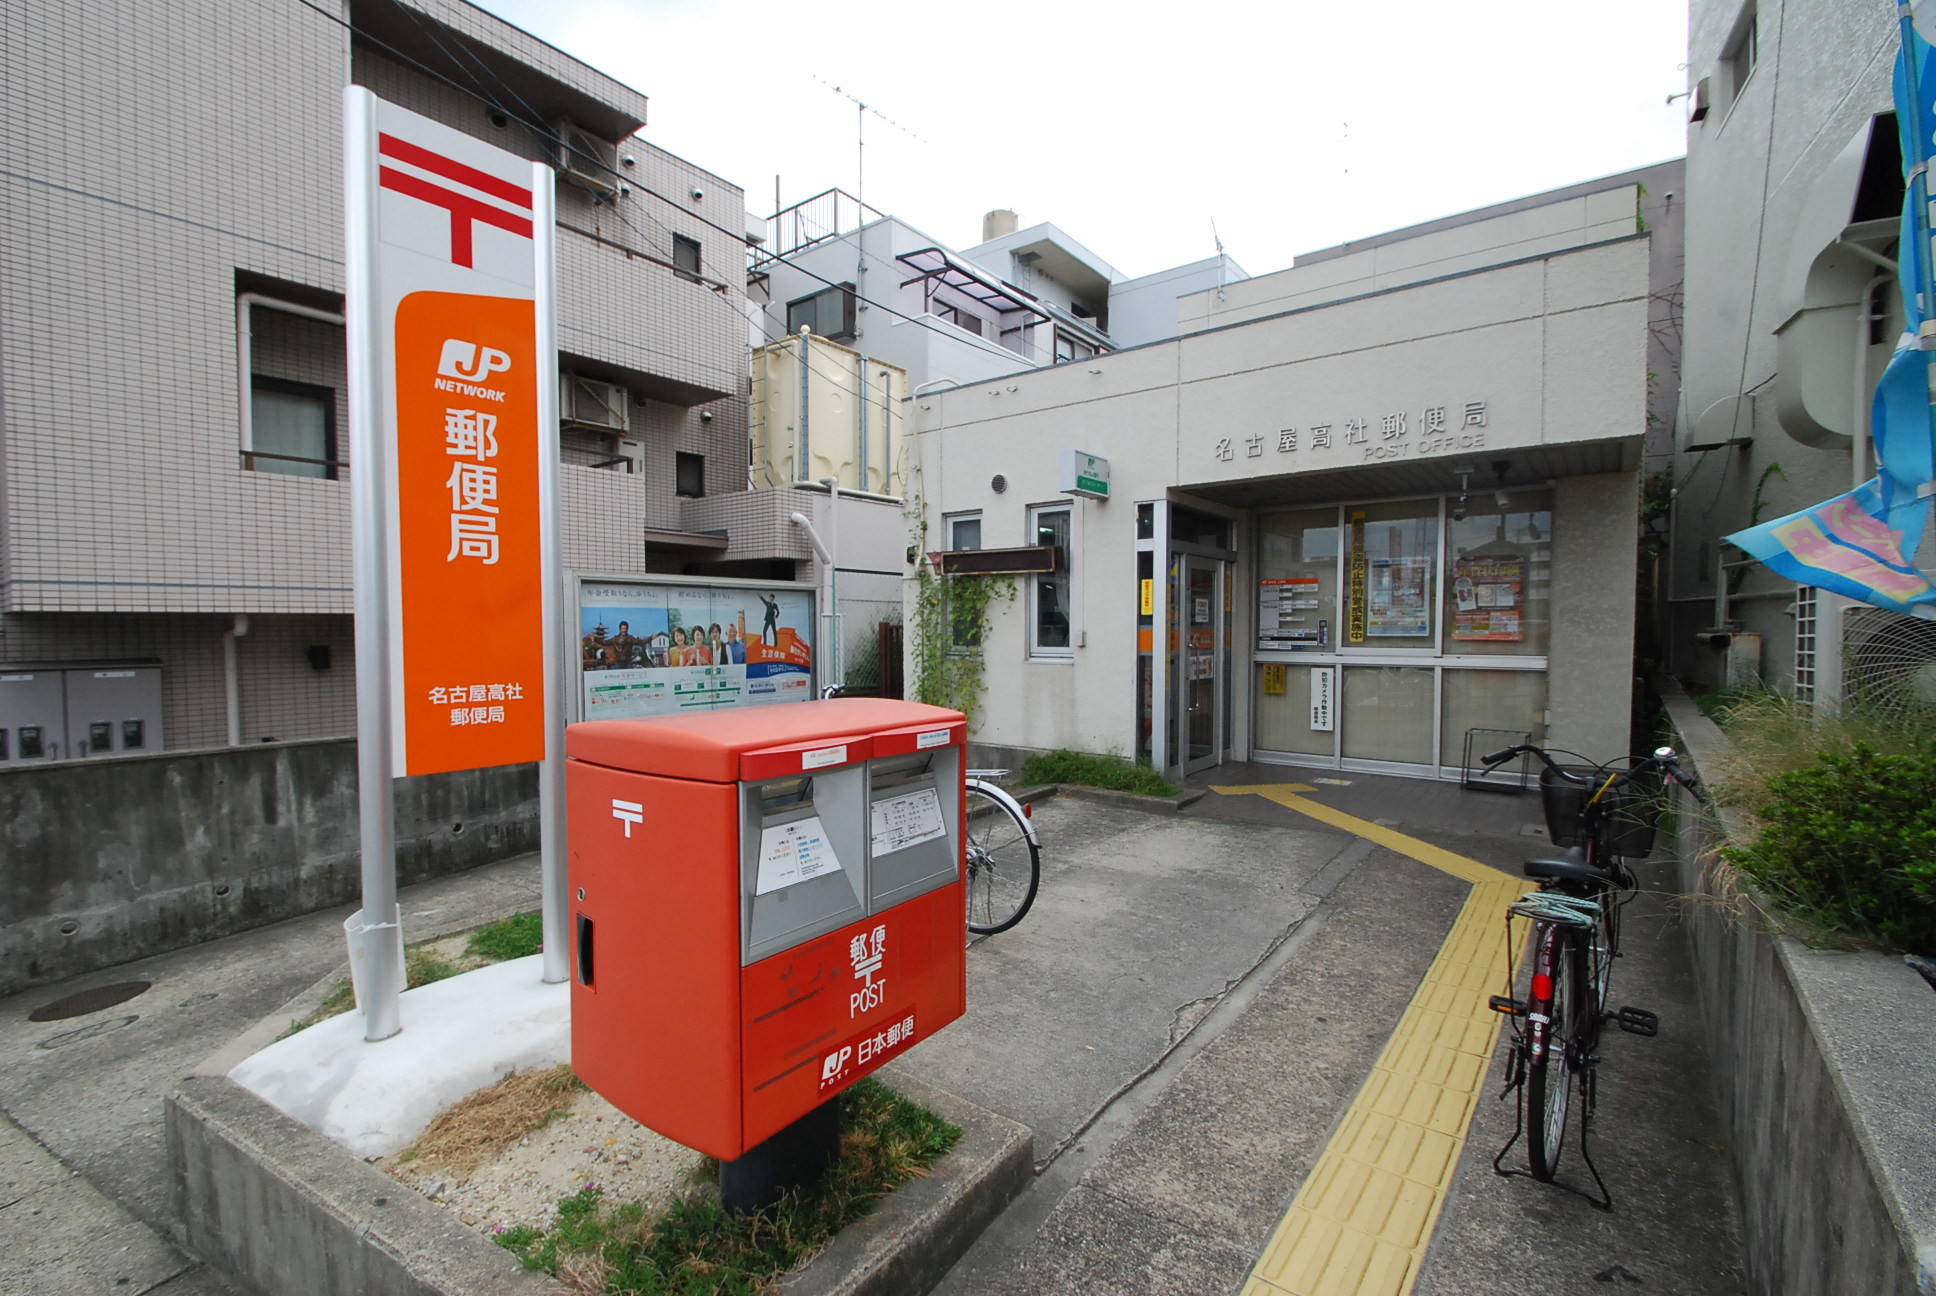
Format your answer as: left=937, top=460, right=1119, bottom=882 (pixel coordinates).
left=758, top=188, right=885, bottom=264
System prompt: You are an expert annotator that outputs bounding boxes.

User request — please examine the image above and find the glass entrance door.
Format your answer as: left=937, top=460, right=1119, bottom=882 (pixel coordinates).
left=1178, top=554, right=1225, bottom=774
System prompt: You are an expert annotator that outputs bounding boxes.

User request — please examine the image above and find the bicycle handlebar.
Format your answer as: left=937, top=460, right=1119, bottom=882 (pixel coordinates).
left=1482, top=741, right=1706, bottom=804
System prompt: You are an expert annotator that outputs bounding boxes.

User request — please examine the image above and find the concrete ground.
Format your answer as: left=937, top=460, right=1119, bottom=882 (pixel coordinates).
left=900, top=767, right=1747, bottom=1296
left=0, top=764, right=1746, bottom=1295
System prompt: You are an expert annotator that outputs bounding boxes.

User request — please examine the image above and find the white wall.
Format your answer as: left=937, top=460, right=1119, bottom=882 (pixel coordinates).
left=1107, top=255, right=1250, bottom=348
left=1178, top=186, right=1642, bottom=335
left=1671, top=0, right=1905, bottom=686
left=912, top=235, right=1652, bottom=762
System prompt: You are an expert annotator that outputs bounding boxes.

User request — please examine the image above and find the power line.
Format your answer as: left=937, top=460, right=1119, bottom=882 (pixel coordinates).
left=289, top=0, right=1056, bottom=368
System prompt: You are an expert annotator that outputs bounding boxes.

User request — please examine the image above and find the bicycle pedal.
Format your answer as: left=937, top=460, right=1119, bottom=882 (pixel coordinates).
left=1614, top=1006, right=1659, bottom=1036
left=1488, top=994, right=1527, bottom=1017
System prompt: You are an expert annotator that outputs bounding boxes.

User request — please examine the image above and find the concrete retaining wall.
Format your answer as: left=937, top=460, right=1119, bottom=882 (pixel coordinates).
left=167, top=1067, right=1030, bottom=1296
left=1, top=740, right=538, bottom=995
left=1660, top=682, right=1934, bottom=1296
left=167, top=1075, right=548, bottom=1296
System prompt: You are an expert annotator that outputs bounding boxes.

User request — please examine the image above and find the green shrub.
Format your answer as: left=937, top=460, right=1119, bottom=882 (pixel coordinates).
left=1018, top=749, right=1180, bottom=797
left=1724, top=742, right=1936, bottom=951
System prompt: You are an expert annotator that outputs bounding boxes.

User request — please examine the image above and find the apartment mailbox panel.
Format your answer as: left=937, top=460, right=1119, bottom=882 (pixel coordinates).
left=566, top=698, right=967, bottom=1160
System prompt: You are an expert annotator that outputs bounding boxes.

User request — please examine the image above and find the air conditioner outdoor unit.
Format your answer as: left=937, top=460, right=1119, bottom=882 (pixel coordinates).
left=1797, top=587, right=1936, bottom=713
left=561, top=374, right=630, bottom=432
left=554, top=119, right=620, bottom=199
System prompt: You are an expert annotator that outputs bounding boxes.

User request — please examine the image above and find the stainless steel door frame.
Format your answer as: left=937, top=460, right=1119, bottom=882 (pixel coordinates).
left=1177, top=554, right=1227, bottom=776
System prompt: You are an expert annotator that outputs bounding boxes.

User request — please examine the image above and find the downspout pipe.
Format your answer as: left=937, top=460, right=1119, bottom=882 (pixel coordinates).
left=789, top=511, right=836, bottom=692
left=1855, top=268, right=1889, bottom=488
left=224, top=614, right=249, bottom=746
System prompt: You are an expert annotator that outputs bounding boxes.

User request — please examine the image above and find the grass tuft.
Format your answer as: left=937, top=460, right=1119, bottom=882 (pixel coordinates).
left=494, top=1078, right=961, bottom=1294
left=1018, top=748, right=1180, bottom=797
left=467, top=910, right=545, bottom=962
left=399, top=1064, right=588, bottom=1177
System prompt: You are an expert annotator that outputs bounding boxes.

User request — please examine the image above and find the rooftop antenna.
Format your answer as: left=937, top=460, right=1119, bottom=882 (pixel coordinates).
left=1211, top=218, right=1228, bottom=300
left=813, top=76, right=925, bottom=217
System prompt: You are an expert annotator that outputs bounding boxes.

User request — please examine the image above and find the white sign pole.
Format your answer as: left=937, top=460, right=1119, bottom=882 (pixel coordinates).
left=532, top=166, right=569, bottom=984
left=344, top=88, right=404, bottom=1042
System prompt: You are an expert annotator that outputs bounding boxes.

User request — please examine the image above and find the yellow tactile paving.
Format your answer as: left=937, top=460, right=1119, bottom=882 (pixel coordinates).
left=1212, top=783, right=1526, bottom=1296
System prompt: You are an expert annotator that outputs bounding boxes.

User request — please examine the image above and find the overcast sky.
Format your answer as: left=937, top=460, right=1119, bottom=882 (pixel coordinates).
left=474, top=0, right=1692, bottom=280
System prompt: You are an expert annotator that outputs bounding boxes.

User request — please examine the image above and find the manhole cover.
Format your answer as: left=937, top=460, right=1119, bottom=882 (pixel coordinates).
left=29, top=980, right=151, bottom=1022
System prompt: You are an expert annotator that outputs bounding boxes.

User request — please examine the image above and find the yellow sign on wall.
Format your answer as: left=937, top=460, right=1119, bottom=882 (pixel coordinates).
left=1139, top=578, right=1154, bottom=616
left=1261, top=663, right=1287, bottom=695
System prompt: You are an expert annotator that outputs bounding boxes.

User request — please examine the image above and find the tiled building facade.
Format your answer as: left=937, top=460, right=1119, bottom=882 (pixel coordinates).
left=1, top=0, right=758, bottom=749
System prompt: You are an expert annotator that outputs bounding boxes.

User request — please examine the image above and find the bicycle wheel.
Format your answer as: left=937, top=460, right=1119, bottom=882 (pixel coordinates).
left=963, top=783, right=1040, bottom=935
left=1526, top=925, right=1585, bottom=1181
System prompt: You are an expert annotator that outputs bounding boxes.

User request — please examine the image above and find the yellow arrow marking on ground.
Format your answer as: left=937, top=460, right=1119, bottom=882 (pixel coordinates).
left=1212, top=783, right=1526, bottom=1296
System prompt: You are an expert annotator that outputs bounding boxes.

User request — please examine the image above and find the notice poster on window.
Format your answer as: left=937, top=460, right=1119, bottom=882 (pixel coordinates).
left=755, top=815, right=842, bottom=895
left=1451, top=555, right=1525, bottom=641
left=1258, top=577, right=1326, bottom=649
left=578, top=581, right=814, bottom=719
left=1366, top=557, right=1431, bottom=637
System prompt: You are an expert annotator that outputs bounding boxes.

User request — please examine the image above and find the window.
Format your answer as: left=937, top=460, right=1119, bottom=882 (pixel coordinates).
left=672, top=234, right=701, bottom=282
left=1342, top=499, right=1439, bottom=649
left=946, top=513, right=982, bottom=551
left=1053, top=332, right=1095, bottom=365
left=945, top=513, right=983, bottom=648
left=1722, top=4, right=1757, bottom=104
left=249, top=377, right=336, bottom=478
left=786, top=283, right=857, bottom=340
left=932, top=301, right=984, bottom=337
left=1443, top=490, right=1553, bottom=655
left=676, top=451, right=705, bottom=498
left=1030, top=505, right=1072, bottom=656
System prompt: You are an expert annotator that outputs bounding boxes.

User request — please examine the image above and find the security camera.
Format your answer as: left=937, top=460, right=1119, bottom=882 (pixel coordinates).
left=621, top=155, right=636, bottom=168
left=691, top=187, right=704, bottom=200
left=1450, top=500, right=1468, bottom=522
left=699, top=410, right=714, bottom=423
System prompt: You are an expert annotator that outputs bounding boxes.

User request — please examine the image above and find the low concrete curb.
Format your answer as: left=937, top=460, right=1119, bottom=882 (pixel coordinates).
left=1055, top=783, right=1206, bottom=814
left=166, top=1074, right=551, bottom=1296
left=781, top=1070, right=1033, bottom=1296
left=166, top=1068, right=1030, bottom=1296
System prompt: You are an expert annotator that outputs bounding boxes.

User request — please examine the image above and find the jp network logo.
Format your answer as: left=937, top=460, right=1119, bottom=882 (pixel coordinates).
left=437, top=340, right=512, bottom=382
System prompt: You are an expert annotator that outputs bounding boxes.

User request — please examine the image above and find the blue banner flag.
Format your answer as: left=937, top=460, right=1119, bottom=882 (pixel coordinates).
left=1726, top=7, right=1936, bottom=618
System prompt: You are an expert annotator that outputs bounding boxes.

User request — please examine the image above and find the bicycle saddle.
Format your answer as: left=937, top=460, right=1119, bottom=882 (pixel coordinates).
left=1522, top=846, right=1612, bottom=885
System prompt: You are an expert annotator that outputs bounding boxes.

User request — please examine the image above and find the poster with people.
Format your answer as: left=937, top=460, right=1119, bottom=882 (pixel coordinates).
left=577, top=581, right=815, bottom=719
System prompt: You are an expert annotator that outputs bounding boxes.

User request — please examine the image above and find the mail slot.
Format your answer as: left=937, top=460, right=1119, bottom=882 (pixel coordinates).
left=565, top=697, right=968, bottom=1160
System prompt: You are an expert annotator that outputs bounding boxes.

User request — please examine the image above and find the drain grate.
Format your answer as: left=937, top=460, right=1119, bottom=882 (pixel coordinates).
left=29, top=980, right=151, bottom=1022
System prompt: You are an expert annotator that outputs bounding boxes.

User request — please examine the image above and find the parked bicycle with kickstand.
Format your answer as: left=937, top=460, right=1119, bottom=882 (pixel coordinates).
left=1479, top=740, right=1706, bottom=1207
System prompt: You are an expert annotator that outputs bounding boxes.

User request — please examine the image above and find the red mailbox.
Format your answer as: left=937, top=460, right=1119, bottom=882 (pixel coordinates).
left=566, top=698, right=968, bottom=1161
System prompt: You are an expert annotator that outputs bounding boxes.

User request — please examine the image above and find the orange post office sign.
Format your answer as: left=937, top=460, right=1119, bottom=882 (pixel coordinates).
left=394, top=293, right=544, bottom=772
left=354, top=92, right=554, bottom=776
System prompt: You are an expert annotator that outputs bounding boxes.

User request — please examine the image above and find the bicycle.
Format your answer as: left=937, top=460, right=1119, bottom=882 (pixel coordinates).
left=1479, top=741, right=1706, bottom=1206
left=962, top=770, right=1041, bottom=935
left=817, top=689, right=1042, bottom=935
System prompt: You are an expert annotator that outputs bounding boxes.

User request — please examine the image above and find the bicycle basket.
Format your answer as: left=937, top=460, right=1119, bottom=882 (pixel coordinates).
left=1538, top=766, right=1593, bottom=847
left=1539, top=763, right=1661, bottom=856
